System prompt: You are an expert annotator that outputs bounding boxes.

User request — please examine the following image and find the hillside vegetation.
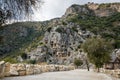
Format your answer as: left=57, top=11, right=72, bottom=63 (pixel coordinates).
left=67, top=13, right=120, bottom=48
left=0, top=21, right=48, bottom=61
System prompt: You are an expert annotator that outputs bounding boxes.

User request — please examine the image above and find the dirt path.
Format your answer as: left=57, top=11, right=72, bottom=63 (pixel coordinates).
left=1, top=69, right=119, bottom=80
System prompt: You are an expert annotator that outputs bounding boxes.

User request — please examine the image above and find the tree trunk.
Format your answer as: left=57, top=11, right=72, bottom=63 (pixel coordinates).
left=97, top=68, right=100, bottom=72
left=86, top=59, right=90, bottom=71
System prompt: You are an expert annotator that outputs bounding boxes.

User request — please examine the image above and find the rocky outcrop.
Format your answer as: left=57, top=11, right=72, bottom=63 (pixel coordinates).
left=0, top=61, right=75, bottom=78
left=27, top=22, right=94, bottom=65
left=63, top=3, right=120, bottom=18
left=88, top=3, right=120, bottom=17
left=63, top=4, right=90, bottom=18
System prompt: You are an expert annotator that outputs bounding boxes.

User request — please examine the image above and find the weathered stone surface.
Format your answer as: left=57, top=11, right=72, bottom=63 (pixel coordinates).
left=26, top=64, right=34, bottom=75
left=27, top=22, right=93, bottom=65
left=9, top=64, right=19, bottom=76
left=17, top=64, right=26, bottom=71
left=5, top=62, right=11, bottom=72
left=0, top=61, right=5, bottom=78
left=18, top=70, right=26, bottom=76
left=33, top=65, right=42, bottom=74
left=0, top=61, right=75, bottom=78
left=4, top=62, right=11, bottom=77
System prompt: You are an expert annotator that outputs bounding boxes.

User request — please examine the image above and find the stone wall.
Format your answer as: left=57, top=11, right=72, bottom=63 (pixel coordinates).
left=100, top=68, right=120, bottom=78
left=0, top=61, right=75, bottom=78
left=0, top=61, right=5, bottom=78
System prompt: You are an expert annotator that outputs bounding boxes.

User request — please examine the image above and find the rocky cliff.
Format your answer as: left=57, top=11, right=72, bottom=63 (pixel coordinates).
left=0, top=2, right=120, bottom=66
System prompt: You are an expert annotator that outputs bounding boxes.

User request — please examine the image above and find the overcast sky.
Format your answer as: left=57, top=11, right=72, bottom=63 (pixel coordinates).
left=33, top=0, right=120, bottom=21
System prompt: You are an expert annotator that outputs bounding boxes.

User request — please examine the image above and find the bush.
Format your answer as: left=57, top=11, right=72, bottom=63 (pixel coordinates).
left=28, top=59, right=36, bottom=64
left=62, top=21, right=67, bottom=25
left=74, top=58, right=83, bottom=68
left=77, top=45, right=81, bottom=49
left=39, top=42, right=44, bottom=45
left=21, top=53, right=27, bottom=60
left=47, top=27, right=52, bottom=32
left=4, top=57, right=17, bottom=63
left=56, top=27, right=64, bottom=33
left=72, top=27, right=78, bottom=32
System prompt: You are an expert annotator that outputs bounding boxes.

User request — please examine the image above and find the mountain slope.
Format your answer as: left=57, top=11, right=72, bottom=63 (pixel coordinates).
left=0, top=2, right=120, bottom=64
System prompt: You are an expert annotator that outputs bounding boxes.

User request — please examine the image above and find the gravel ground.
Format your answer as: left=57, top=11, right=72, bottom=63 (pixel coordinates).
left=1, top=69, right=120, bottom=80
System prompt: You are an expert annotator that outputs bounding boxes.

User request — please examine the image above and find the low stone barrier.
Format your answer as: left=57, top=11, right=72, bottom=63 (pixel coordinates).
left=100, top=68, right=120, bottom=78
left=0, top=61, right=5, bottom=78
left=0, top=61, right=75, bottom=78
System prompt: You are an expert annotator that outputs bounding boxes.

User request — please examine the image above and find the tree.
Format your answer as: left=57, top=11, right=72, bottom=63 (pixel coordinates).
left=0, top=0, right=43, bottom=26
left=81, top=37, right=113, bottom=72
left=85, top=58, right=90, bottom=71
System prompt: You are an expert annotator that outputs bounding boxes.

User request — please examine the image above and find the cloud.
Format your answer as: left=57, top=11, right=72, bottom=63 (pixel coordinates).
left=33, top=0, right=120, bottom=21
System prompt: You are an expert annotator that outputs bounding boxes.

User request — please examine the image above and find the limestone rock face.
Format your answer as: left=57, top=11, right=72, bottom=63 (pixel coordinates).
left=87, top=3, right=99, bottom=10
left=63, top=4, right=90, bottom=18
left=63, top=3, right=120, bottom=18
left=94, top=9, right=114, bottom=17
left=90, top=3, right=120, bottom=17
left=27, top=20, right=94, bottom=65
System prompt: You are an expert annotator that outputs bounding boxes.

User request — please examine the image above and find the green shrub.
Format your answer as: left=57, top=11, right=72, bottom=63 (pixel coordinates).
left=62, top=21, right=67, bottom=25
left=72, top=27, right=78, bottom=32
left=47, top=27, right=52, bottom=32
left=56, top=27, right=64, bottom=33
left=77, top=45, right=81, bottom=49
left=4, top=57, right=17, bottom=63
left=28, top=59, right=36, bottom=64
left=21, top=53, right=27, bottom=60
left=74, top=58, right=83, bottom=68
left=39, top=42, right=44, bottom=45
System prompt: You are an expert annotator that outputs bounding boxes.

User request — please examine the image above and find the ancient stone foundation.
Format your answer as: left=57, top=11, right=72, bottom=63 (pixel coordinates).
left=0, top=61, right=75, bottom=78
